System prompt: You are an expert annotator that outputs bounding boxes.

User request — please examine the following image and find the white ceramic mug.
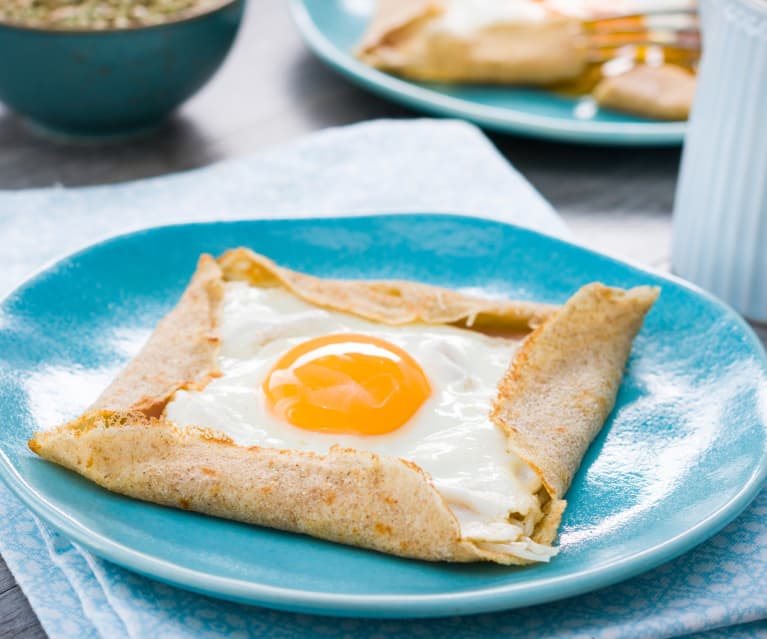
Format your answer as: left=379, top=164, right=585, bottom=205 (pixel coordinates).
left=672, top=0, right=767, bottom=322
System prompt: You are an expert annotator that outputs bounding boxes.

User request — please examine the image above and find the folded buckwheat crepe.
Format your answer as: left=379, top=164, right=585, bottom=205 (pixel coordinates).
left=30, top=250, right=658, bottom=564
left=357, top=0, right=697, bottom=120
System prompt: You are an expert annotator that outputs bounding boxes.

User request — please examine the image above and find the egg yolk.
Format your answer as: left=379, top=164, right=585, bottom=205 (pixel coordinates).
left=262, top=333, right=431, bottom=435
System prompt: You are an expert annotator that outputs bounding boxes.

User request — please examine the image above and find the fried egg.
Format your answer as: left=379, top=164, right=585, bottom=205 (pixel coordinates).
left=164, top=281, right=556, bottom=562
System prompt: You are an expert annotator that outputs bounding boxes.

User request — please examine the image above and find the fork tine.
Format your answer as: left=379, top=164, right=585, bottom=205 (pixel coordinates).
left=586, top=31, right=701, bottom=49
left=581, top=6, right=701, bottom=63
left=583, top=12, right=699, bottom=32
left=587, top=44, right=700, bottom=66
left=574, top=0, right=698, bottom=18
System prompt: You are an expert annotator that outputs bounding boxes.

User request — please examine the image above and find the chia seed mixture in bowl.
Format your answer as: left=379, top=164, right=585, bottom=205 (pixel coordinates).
left=0, top=0, right=231, bottom=30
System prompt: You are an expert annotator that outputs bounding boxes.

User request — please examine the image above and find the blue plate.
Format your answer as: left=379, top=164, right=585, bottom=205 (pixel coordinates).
left=0, top=215, right=765, bottom=618
left=289, top=0, right=687, bottom=146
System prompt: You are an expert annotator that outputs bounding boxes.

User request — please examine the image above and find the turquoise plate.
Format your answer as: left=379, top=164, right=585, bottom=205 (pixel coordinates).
left=0, top=215, right=765, bottom=618
left=289, top=0, right=687, bottom=146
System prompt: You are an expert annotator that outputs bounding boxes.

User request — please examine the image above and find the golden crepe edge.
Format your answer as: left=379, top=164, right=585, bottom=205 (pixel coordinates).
left=29, top=249, right=658, bottom=564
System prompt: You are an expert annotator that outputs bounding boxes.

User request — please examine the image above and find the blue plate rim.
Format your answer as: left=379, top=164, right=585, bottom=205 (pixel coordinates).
left=288, top=0, right=687, bottom=147
left=1, top=213, right=765, bottom=618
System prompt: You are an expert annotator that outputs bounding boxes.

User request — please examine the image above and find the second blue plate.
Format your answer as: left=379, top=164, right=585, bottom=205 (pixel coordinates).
left=289, top=0, right=687, bottom=146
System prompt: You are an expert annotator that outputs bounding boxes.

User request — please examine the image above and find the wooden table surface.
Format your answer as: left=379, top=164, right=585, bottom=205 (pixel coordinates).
left=0, top=2, right=753, bottom=637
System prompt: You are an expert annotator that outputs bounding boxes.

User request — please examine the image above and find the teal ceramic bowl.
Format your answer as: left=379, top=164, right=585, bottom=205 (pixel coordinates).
left=0, top=0, right=245, bottom=138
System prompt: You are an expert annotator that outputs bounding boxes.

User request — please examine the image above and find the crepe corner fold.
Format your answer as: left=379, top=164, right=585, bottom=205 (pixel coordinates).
left=29, top=249, right=658, bottom=564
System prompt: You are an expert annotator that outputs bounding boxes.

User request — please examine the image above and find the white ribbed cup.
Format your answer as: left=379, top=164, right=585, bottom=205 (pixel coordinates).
left=672, top=0, right=767, bottom=321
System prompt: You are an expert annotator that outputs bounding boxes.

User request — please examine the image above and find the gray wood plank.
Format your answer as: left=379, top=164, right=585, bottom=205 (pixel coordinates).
left=0, top=557, right=46, bottom=639
left=0, top=556, right=17, bottom=598
left=495, top=136, right=680, bottom=265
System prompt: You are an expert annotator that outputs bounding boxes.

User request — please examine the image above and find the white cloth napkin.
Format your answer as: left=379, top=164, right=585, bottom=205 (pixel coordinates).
left=0, top=118, right=565, bottom=297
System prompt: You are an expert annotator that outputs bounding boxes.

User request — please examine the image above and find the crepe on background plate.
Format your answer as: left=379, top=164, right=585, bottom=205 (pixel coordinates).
left=357, top=0, right=698, bottom=121
left=30, top=249, right=657, bottom=565
left=357, top=0, right=588, bottom=85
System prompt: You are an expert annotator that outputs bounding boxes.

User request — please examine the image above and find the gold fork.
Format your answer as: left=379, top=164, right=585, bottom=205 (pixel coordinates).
left=584, top=10, right=700, bottom=68
left=546, top=7, right=700, bottom=95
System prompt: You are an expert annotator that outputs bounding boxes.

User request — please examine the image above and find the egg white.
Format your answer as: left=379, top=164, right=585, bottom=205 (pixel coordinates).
left=164, top=282, right=556, bottom=561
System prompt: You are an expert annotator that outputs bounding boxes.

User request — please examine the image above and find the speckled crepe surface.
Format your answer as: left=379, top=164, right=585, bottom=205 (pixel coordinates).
left=30, top=256, right=653, bottom=565
left=1, top=120, right=766, bottom=638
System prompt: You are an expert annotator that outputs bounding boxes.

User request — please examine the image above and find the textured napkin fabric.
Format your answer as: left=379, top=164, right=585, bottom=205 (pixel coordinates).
left=0, top=118, right=565, bottom=297
left=1, top=119, right=766, bottom=639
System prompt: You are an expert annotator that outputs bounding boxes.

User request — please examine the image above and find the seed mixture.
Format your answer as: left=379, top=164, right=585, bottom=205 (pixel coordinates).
left=0, top=0, right=229, bottom=30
